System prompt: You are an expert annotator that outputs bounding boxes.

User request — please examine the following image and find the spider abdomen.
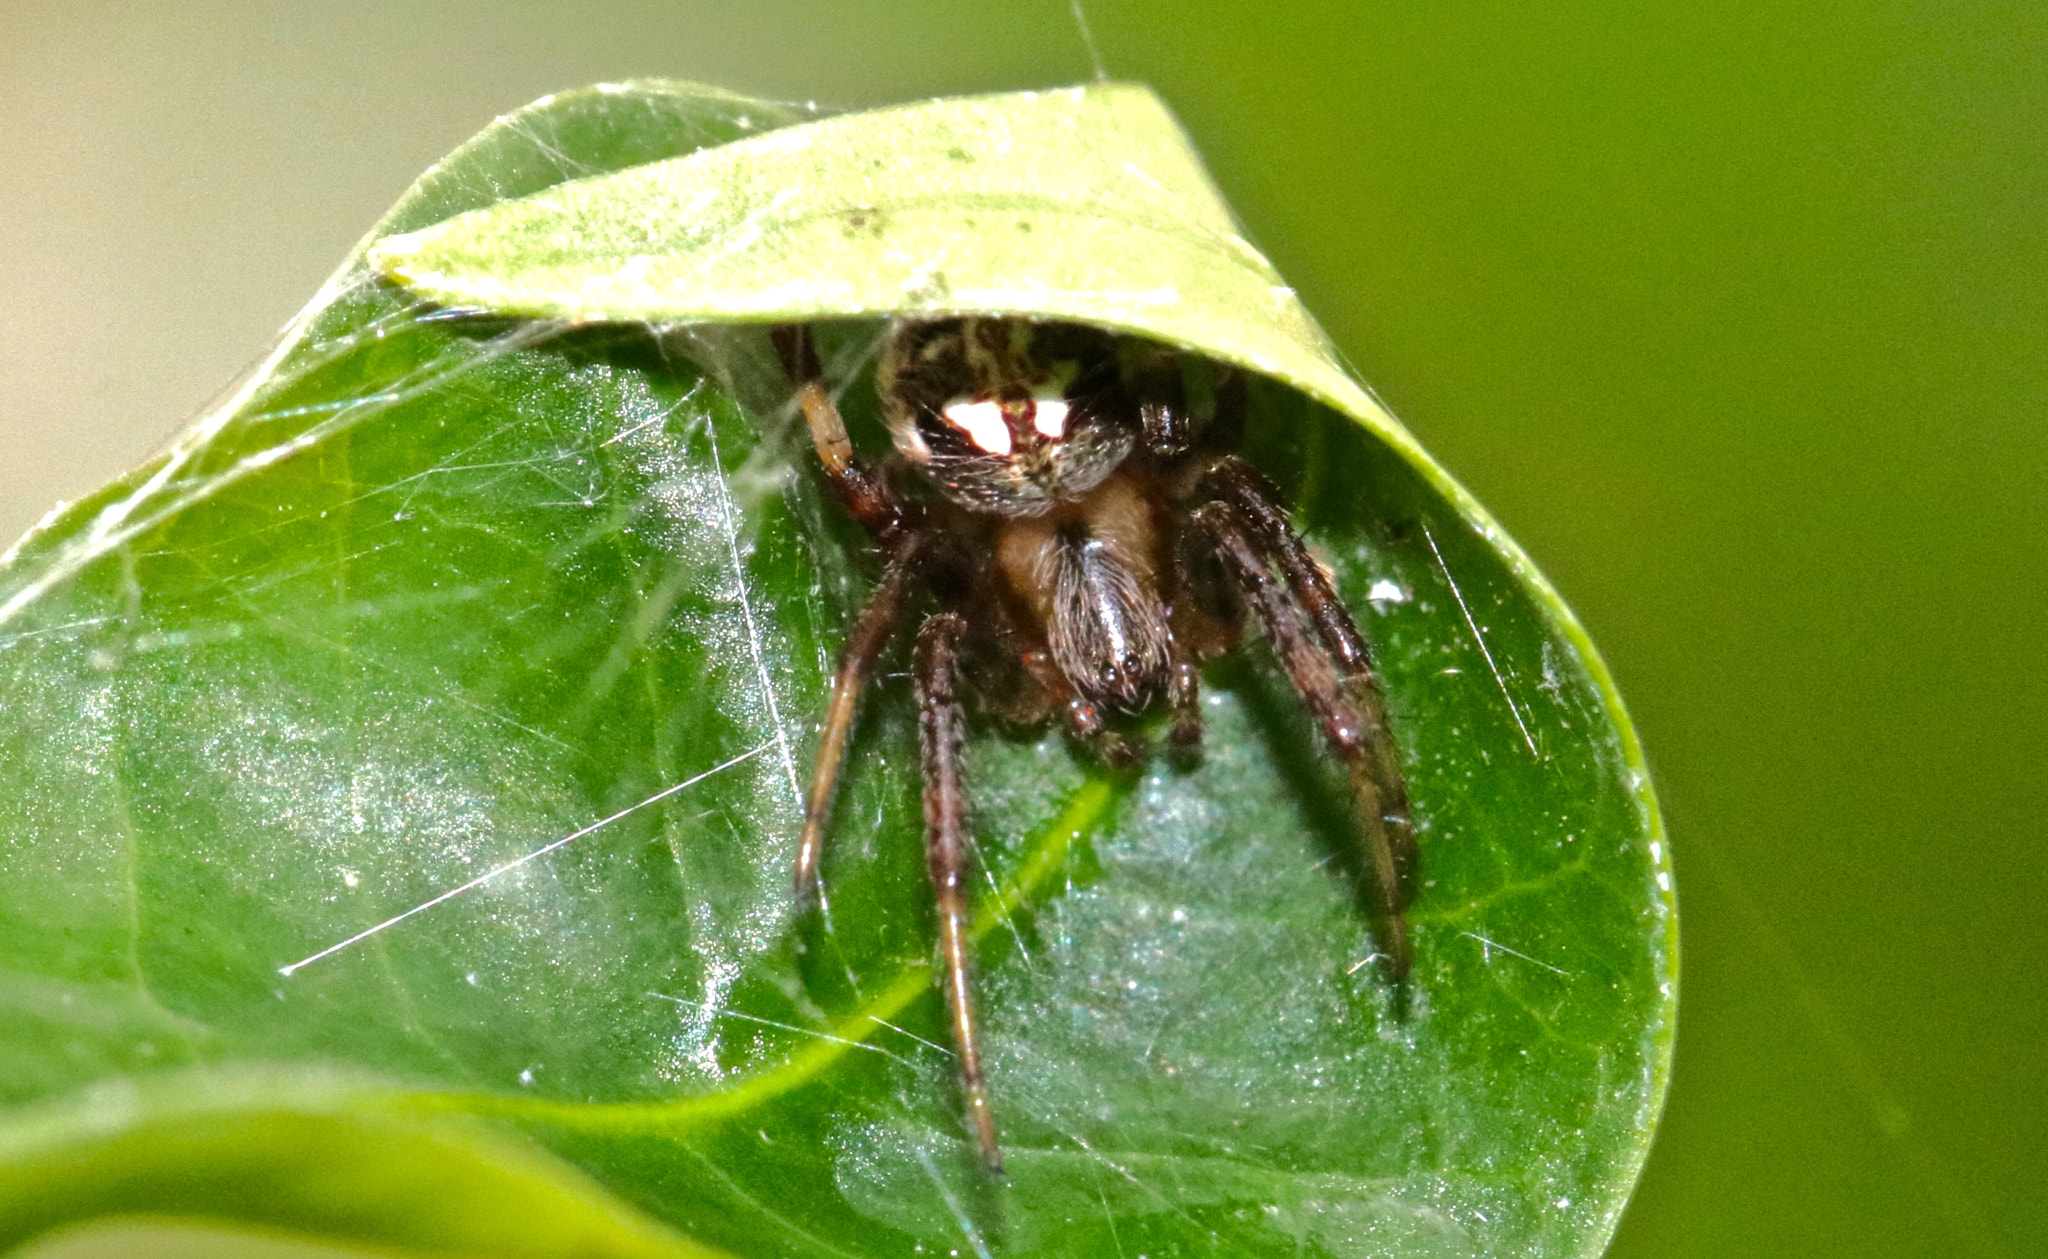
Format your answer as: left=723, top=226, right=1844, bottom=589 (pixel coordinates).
left=995, top=470, right=1172, bottom=710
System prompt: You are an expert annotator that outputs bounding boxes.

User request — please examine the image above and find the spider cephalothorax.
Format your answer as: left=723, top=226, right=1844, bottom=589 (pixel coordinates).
left=773, top=316, right=1414, bottom=1173
left=878, top=318, right=1136, bottom=516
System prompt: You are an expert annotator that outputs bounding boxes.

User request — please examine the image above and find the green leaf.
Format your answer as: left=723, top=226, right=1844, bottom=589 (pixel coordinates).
left=0, top=80, right=1674, bottom=1258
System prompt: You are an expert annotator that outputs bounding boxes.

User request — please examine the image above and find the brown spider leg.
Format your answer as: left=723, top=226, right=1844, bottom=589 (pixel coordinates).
left=1126, top=344, right=1193, bottom=457
left=1201, top=458, right=1416, bottom=885
left=914, top=612, right=1004, bottom=1172
left=772, top=324, right=908, bottom=543
left=1165, top=514, right=1245, bottom=754
left=794, top=541, right=919, bottom=909
left=1166, top=634, right=1204, bottom=750
left=1202, top=456, right=1375, bottom=682
left=1194, top=502, right=1415, bottom=983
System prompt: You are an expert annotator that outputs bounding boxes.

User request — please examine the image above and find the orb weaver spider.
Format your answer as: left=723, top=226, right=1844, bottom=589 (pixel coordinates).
left=774, top=317, right=1414, bottom=1172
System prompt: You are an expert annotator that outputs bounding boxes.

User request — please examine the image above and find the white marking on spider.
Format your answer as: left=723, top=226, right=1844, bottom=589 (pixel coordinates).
left=1032, top=395, right=1070, bottom=440
left=941, top=397, right=1012, bottom=455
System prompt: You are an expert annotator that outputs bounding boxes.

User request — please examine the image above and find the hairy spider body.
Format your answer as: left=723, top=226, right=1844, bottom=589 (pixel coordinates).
left=773, top=317, right=1414, bottom=1173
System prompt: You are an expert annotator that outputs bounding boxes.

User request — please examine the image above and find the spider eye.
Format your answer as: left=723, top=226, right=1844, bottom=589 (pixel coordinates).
left=940, top=398, right=1012, bottom=456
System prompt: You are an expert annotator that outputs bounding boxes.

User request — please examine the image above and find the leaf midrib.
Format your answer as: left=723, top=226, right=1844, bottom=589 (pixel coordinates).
left=378, top=773, right=1126, bottom=1134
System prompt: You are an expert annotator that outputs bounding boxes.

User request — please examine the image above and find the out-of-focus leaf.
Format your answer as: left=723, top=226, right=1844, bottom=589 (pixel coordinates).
left=0, top=81, right=1673, bottom=1258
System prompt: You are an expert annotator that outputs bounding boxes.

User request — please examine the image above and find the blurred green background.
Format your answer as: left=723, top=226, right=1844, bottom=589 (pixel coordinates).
left=2, top=2, right=2039, bottom=1256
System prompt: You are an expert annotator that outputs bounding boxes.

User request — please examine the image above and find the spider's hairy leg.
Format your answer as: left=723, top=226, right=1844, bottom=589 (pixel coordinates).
left=1203, top=459, right=1415, bottom=883
left=1165, top=533, right=1235, bottom=755
left=1193, top=502, right=1416, bottom=983
left=795, top=542, right=919, bottom=908
left=915, top=612, right=1004, bottom=1172
left=771, top=324, right=908, bottom=540
left=1203, top=457, right=1378, bottom=684
left=1126, top=342, right=1194, bottom=457
left=1167, top=638, right=1204, bottom=751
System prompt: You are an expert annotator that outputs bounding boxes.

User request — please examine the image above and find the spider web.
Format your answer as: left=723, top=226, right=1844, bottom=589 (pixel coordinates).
left=0, top=82, right=1674, bottom=1259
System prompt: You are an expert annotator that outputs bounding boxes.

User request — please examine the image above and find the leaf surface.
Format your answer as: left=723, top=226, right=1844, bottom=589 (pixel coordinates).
left=0, top=80, right=1673, bottom=1258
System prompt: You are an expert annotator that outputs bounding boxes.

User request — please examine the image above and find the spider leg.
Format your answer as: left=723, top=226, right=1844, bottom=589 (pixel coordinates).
left=1202, top=456, right=1377, bottom=683
left=1193, top=501, right=1416, bottom=983
left=794, top=541, right=919, bottom=908
left=1125, top=344, right=1193, bottom=457
left=772, top=324, right=909, bottom=542
left=1204, top=460, right=1414, bottom=884
left=1165, top=511, right=1250, bottom=754
left=914, top=612, right=1004, bottom=1172
left=1167, top=635, right=1204, bottom=750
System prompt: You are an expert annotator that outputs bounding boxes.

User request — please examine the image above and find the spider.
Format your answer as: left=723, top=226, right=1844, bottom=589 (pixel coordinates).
left=772, top=317, right=1414, bottom=1173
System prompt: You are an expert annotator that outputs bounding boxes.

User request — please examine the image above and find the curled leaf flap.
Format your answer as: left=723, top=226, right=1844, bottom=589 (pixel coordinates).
left=369, top=84, right=1404, bottom=449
